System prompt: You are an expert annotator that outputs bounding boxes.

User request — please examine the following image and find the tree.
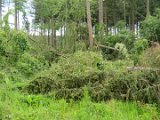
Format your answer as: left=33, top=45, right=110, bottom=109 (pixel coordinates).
left=14, top=0, right=26, bottom=30
left=99, top=0, right=103, bottom=24
left=146, top=0, right=150, bottom=17
left=14, top=0, right=18, bottom=29
left=0, top=0, right=2, bottom=20
left=86, top=0, right=93, bottom=48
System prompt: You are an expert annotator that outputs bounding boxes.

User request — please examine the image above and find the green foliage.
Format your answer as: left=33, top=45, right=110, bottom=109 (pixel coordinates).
left=0, top=86, right=159, bottom=120
left=0, top=72, right=5, bottom=84
left=133, top=39, right=149, bottom=54
left=103, top=30, right=135, bottom=50
left=26, top=51, right=107, bottom=100
left=139, top=46, right=160, bottom=68
left=141, top=16, right=160, bottom=42
left=106, top=47, right=160, bottom=105
left=17, top=53, right=47, bottom=77
left=101, top=30, right=135, bottom=60
left=114, top=20, right=126, bottom=30
left=0, top=29, right=29, bottom=65
left=114, top=43, right=129, bottom=59
left=131, top=39, right=149, bottom=65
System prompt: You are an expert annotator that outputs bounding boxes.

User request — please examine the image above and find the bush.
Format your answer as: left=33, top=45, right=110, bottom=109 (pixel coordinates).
left=26, top=51, right=110, bottom=101
left=103, top=30, right=135, bottom=50
left=101, top=30, right=135, bottom=60
left=114, top=43, right=129, bottom=59
left=17, top=53, right=48, bottom=77
left=139, top=46, right=160, bottom=68
left=133, top=39, right=149, bottom=54
left=26, top=49, right=160, bottom=105
left=141, top=16, right=160, bottom=42
left=108, top=47, right=160, bottom=105
left=0, top=29, right=29, bottom=65
left=109, top=70, right=160, bottom=104
left=131, top=39, right=149, bottom=65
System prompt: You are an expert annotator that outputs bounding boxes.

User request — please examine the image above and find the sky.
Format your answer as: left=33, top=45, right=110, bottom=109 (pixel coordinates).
left=2, top=0, right=33, bottom=30
left=2, top=0, right=64, bottom=36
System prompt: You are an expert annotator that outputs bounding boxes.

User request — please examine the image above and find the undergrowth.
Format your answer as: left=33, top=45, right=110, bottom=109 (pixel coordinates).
left=0, top=85, right=159, bottom=120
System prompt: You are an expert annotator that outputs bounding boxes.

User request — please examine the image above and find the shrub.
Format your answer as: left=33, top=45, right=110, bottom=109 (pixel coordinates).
left=101, top=30, right=135, bottom=60
left=114, top=43, right=129, bottom=59
left=108, top=47, right=160, bottom=105
left=131, top=39, right=149, bottom=65
left=17, top=53, right=48, bottom=77
left=103, top=30, right=135, bottom=50
left=139, top=46, right=160, bottom=68
left=133, top=39, right=149, bottom=54
left=26, top=51, right=110, bottom=101
left=141, top=16, right=160, bottom=42
left=0, top=29, right=29, bottom=65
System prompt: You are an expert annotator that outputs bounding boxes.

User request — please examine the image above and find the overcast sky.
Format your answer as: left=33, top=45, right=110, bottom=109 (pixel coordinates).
left=2, top=0, right=33, bottom=30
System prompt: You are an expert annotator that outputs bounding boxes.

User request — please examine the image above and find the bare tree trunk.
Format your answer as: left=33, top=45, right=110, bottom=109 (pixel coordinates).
left=99, top=0, right=103, bottom=24
left=0, top=0, right=2, bottom=20
left=51, top=18, right=56, bottom=47
left=104, top=0, right=108, bottom=34
left=146, top=0, right=150, bottom=17
left=123, top=0, right=126, bottom=23
left=18, top=10, right=20, bottom=29
left=14, top=0, right=18, bottom=30
left=86, top=0, right=93, bottom=48
left=131, top=10, right=135, bottom=32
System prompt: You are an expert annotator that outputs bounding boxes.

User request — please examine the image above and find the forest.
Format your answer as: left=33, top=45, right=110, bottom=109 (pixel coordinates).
left=0, top=0, right=160, bottom=119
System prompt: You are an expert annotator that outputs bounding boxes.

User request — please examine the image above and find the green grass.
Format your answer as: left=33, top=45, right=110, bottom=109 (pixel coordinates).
left=0, top=86, right=159, bottom=120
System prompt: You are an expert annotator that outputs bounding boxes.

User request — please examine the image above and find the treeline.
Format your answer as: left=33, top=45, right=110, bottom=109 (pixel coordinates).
left=0, top=0, right=160, bottom=50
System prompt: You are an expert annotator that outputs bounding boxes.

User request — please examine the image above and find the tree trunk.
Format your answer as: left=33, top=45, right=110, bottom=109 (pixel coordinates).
left=131, top=10, right=135, bottom=32
left=104, top=0, right=108, bottom=34
left=99, top=0, right=103, bottom=24
left=86, top=0, right=93, bottom=48
left=146, top=0, right=150, bottom=17
left=48, top=20, right=51, bottom=45
left=0, top=0, right=2, bottom=20
left=51, top=18, right=56, bottom=47
left=18, top=10, right=20, bottom=29
left=14, top=0, right=18, bottom=30
left=123, top=0, right=126, bottom=23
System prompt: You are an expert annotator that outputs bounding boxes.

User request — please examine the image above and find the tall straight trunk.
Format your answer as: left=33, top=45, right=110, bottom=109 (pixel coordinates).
left=48, top=20, right=51, bottom=45
left=51, top=18, right=56, bottom=47
left=104, top=0, right=108, bottom=34
left=146, top=0, right=150, bottom=17
left=0, top=0, right=2, bottom=20
left=47, top=28, right=50, bottom=45
left=131, top=10, right=135, bottom=32
left=129, top=8, right=135, bottom=32
left=14, top=0, right=18, bottom=30
left=129, top=16, right=131, bottom=30
left=18, top=10, right=20, bottom=29
left=123, top=0, right=126, bottom=23
left=86, top=0, right=93, bottom=48
left=99, top=0, right=103, bottom=24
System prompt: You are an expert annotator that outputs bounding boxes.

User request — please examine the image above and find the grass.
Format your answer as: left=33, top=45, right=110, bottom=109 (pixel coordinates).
left=0, top=85, right=159, bottom=120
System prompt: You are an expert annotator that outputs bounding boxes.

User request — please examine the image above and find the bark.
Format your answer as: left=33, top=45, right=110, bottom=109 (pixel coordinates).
left=99, top=0, right=103, bottom=24
left=51, top=18, right=56, bottom=47
left=131, top=11, right=135, bottom=32
left=104, top=0, right=108, bottom=34
left=146, top=0, right=150, bottom=17
left=47, top=29, right=50, bottom=45
left=86, top=0, right=93, bottom=48
left=0, top=0, right=2, bottom=20
left=14, top=0, right=18, bottom=30
left=123, top=0, right=126, bottom=23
